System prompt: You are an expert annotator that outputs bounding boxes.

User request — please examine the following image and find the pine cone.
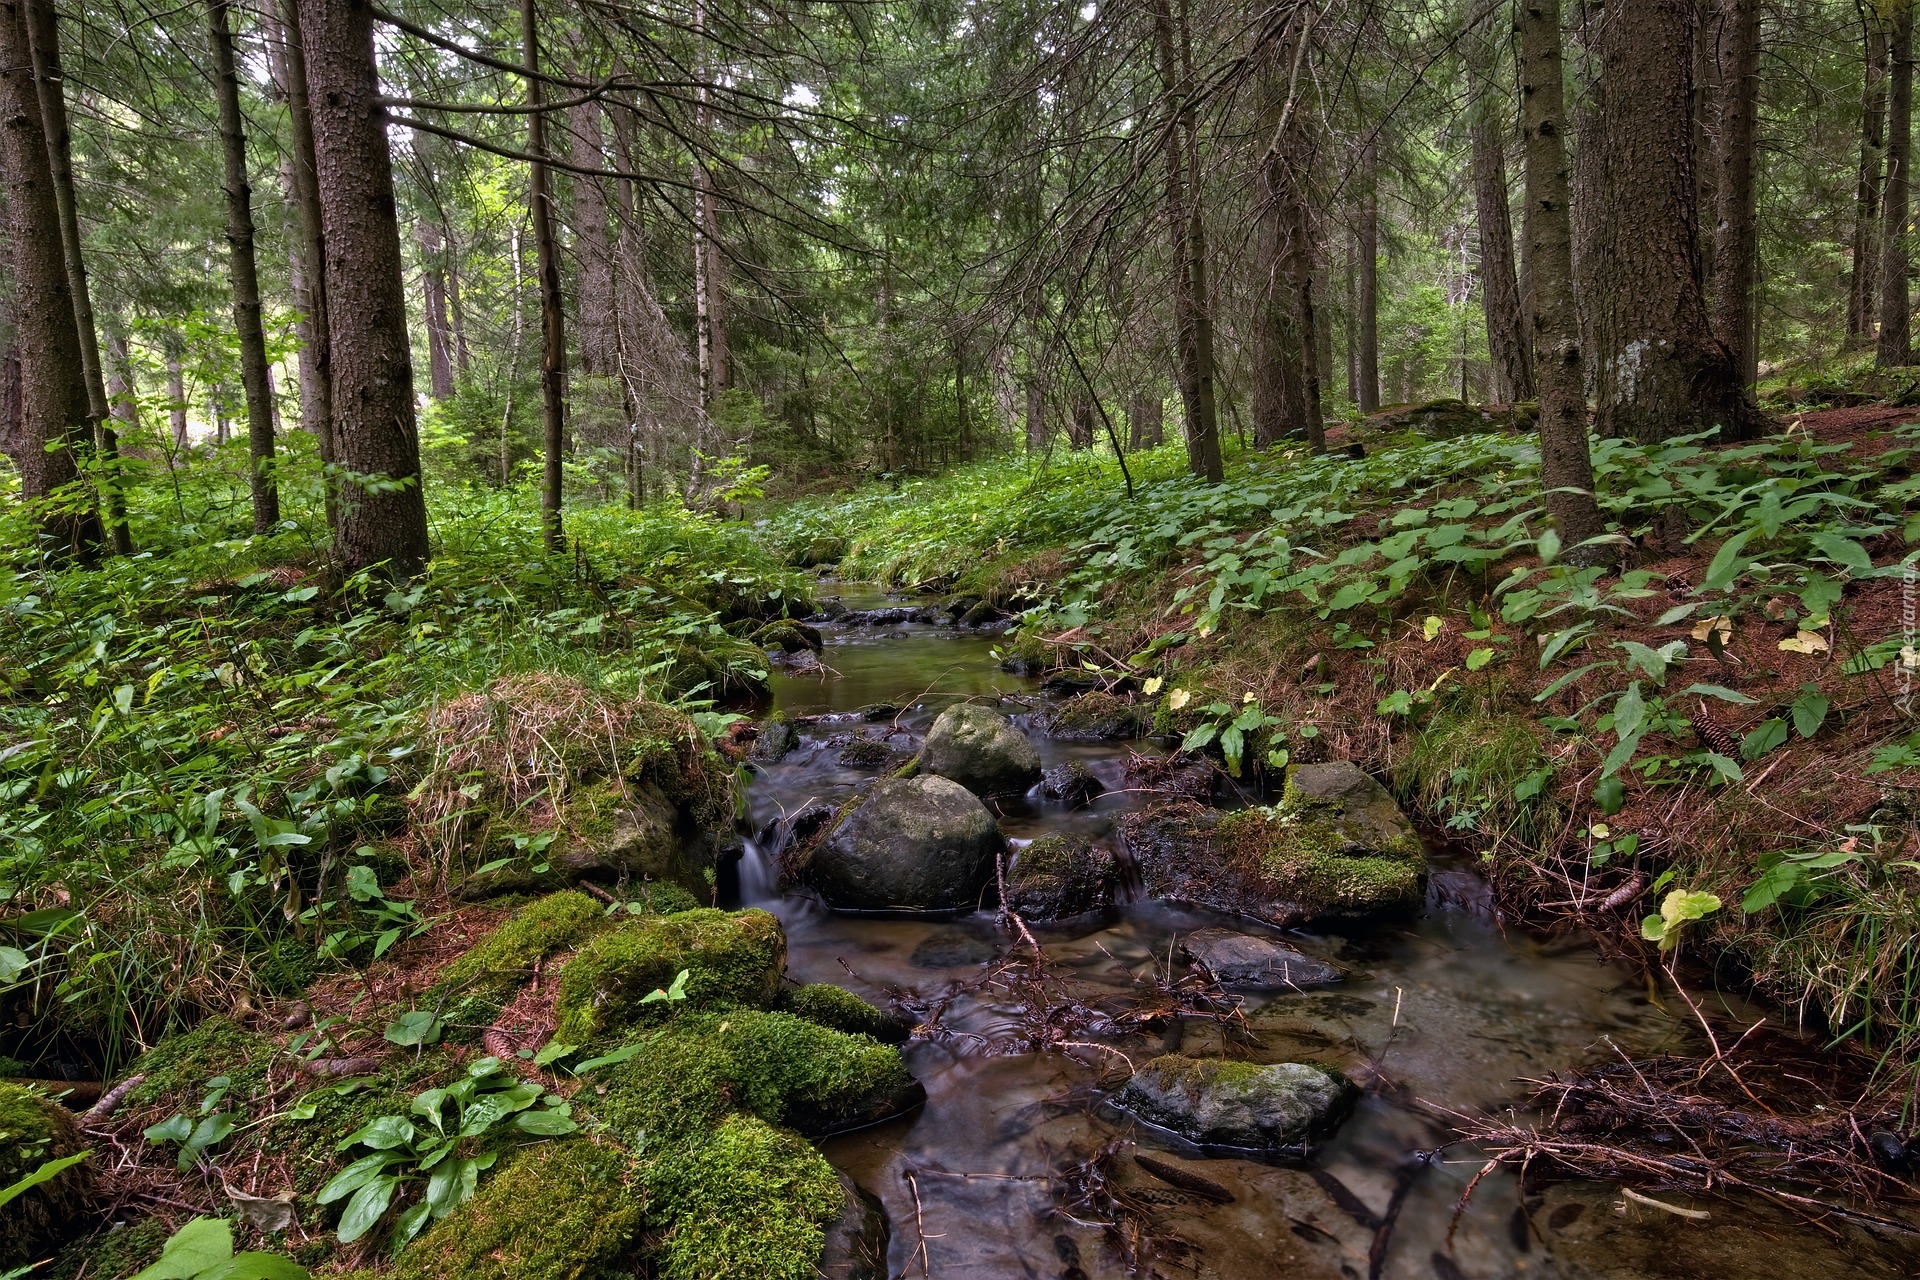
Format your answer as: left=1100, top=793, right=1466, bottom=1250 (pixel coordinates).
left=1690, top=701, right=1740, bottom=757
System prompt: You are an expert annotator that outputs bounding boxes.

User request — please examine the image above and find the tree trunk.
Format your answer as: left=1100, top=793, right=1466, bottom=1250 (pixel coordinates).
left=1590, top=0, right=1753, bottom=442
left=1470, top=41, right=1534, bottom=404
left=417, top=221, right=456, bottom=399
left=1128, top=392, right=1164, bottom=449
left=1356, top=141, right=1380, bottom=412
left=105, top=327, right=139, bottom=442
left=1709, top=0, right=1761, bottom=385
left=1879, top=3, right=1914, bottom=367
left=1520, top=0, right=1605, bottom=548
left=275, top=0, right=333, bottom=478
left=298, top=0, right=428, bottom=576
left=1850, top=10, right=1889, bottom=348
left=521, top=0, right=567, bottom=550
left=24, top=0, right=123, bottom=551
left=1152, top=0, right=1222, bottom=482
left=0, top=0, right=100, bottom=556
left=692, top=0, right=726, bottom=410
left=569, top=101, right=618, bottom=379
left=166, top=338, right=188, bottom=449
left=1025, top=370, right=1047, bottom=452
left=206, top=0, right=279, bottom=533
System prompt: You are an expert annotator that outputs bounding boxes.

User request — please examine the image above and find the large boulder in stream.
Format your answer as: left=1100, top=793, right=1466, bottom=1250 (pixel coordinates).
left=920, top=703, right=1042, bottom=796
left=808, top=775, right=1003, bottom=911
left=1119, top=761, right=1425, bottom=927
left=1115, top=1055, right=1356, bottom=1152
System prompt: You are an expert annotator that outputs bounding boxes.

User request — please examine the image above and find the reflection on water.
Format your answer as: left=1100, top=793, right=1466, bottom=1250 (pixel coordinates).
left=732, top=584, right=1907, bottom=1279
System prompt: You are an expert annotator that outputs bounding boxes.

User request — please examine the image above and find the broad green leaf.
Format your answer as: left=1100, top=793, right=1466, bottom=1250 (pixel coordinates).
left=0, top=1151, right=88, bottom=1210
left=1807, top=532, right=1872, bottom=575
left=513, top=1109, right=578, bottom=1136
left=317, top=1152, right=402, bottom=1205
left=1677, top=683, right=1756, bottom=704
left=129, top=1216, right=233, bottom=1280
left=383, top=1010, right=441, bottom=1047
left=337, top=1114, right=415, bottom=1152
left=334, top=1176, right=398, bottom=1244
left=1465, top=647, right=1495, bottom=671
left=199, top=1255, right=311, bottom=1280
left=1791, top=689, right=1830, bottom=738
left=144, top=1113, right=194, bottom=1145
left=1701, top=528, right=1756, bottom=592
left=1739, top=718, right=1788, bottom=761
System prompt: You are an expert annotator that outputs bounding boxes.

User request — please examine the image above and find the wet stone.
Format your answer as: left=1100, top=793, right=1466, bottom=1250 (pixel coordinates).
left=1039, top=761, right=1104, bottom=807
left=920, top=702, right=1042, bottom=796
left=909, top=926, right=1002, bottom=969
left=1115, top=1055, right=1357, bottom=1153
left=1180, top=928, right=1340, bottom=989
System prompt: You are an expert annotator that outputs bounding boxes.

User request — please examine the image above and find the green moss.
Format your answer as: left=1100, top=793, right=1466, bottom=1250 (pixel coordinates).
left=125, top=1016, right=274, bottom=1108
left=778, top=983, right=907, bottom=1043
left=1217, top=808, right=1423, bottom=917
left=439, top=891, right=607, bottom=992
left=553, top=908, right=785, bottom=1042
left=268, top=1052, right=457, bottom=1197
left=1042, top=691, right=1145, bottom=739
left=0, top=1083, right=95, bottom=1268
left=45, top=1217, right=168, bottom=1280
left=391, top=1140, right=643, bottom=1280
left=1006, top=834, right=1115, bottom=919
left=647, top=1113, right=844, bottom=1280
left=255, top=935, right=327, bottom=997
left=618, top=703, right=735, bottom=831
left=629, top=880, right=704, bottom=915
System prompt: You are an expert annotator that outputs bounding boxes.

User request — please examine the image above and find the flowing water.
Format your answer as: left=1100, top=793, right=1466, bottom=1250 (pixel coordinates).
left=731, top=587, right=1916, bottom=1280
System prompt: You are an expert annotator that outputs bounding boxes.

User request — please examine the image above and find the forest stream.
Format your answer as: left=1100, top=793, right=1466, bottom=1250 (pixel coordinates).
left=732, top=586, right=1919, bottom=1280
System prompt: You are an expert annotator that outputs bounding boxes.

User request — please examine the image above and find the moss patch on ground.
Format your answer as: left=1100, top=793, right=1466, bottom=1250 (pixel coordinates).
left=0, top=1083, right=96, bottom=1268
left=646, top=1113, right=845, bottom=1280
left=125, top=1016, right=275, bottom=1108
left=553, top=908, right=786, bottom=1041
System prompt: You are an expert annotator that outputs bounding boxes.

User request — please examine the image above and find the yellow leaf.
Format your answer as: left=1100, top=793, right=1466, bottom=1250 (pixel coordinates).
left=1142, top=676, right=1164, bottom=695
left=1691, top=615, right=1733, bottom=644
left=1422, top=616, right=1443, bottom=641
left=1777, top=631, right=1829, bottom=654
left=1167, top=689, right=1192, bottom=710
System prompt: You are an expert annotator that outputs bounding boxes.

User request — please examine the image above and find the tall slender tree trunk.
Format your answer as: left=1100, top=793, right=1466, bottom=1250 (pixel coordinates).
left=298, top=0, right=428, bottom=575
left=1848, top=8, right=1888, bottom=347
left=1152, top=0, right=1222, bottom=482
left=569, top=101, right=617, bottom=378
left=1469, top=37, right=1534, bottom=404
left=166, top=338, right=188, bottom=449
left=1356, top=141, right=1380, bottom=413
left=1710, top=0, right=1761, bottom=384
left=275, top=0, right=333, bottom=480
left=1879, top=3, right=1915, bottom=367
left=206, top=0, right=279, bottom=532
left=0, top=0, right=100, bottom=555
left=692, top=0, right=726, bottom=410
left=1252, top=15, right=1322, bottom=452
left=1590, top=0, right=1754, bottom=442
left=521, top=0, right=567, bottom=550
left=23, top=0, right=122, bottom=552
left=1025, top=370, right=1047, bottom=452
left=1520, top=0, right=1605, bottom=548
left=417, top=221, right=455, bottom=399
left=105, top=326, right=139, bottom=442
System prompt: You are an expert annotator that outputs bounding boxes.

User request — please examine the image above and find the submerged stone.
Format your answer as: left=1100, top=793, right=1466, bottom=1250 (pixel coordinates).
left=1179, top=928, right=1340, bottom=989
left=919, top=703, right=1042, bottom=796
left=1115, top=1055, right=1356, bottom=1151
left=1120, top=762, right=1425, bottom=927
left=808, top=775, right=1002, bottom=912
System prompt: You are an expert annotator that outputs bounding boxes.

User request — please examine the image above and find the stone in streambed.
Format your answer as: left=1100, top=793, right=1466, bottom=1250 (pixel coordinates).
left=1179, top=928, right=1340, bottom=989
left=807, top=775, right=1003, bottom=911
left=1005, top=833, right=1115, bottom=921
left=1119, top=761, right=1425, bottom=927
left=920, top=703, right=1041, bottom=796
left=1039, top=760, right=1103, bottom=807
left=1115, top=1055, right=1356, bottom=1152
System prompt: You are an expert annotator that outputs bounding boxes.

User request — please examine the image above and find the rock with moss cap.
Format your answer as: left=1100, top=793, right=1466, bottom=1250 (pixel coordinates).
left=0, top=1083, right=96, bottom=1268
left=779, top=983, right=910, bottom=1043
left=808, top=775, right=1002, bottom=912
left=430, top=890, right=610, bottom=1036
left=1005, top=834, right=1115, bottom=921
left=1119, top=762, right=1425, bottom=927
left=649, top=1112, right=847, bottom=1280
left=554, top=907, right=786, bottom=1041
left=1115, top=1055, right=1356, bottom=1151
left=919, top=703, right=1041, bottom=796
left=388, top=1139, right=642, bottom=1280
left=753, top=620, right=824, bottom=654
left=1036, top=691, right=1147, bottom=741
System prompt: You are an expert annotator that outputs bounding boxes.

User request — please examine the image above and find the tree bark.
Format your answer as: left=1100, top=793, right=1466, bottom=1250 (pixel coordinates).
left=298, top=0, right=428, bottom=576
left=1152, top=0, right=1222, bottom=482
left=166, top=336, right=188, bottom=449
left=521, top=0, right=567, bottom=550
left=1589, top=0, right=1754, bottom=442
left=24, top=0, right=123, bottom=551
left=1025, top=369, right=1047, bottom=452
left=1709, top=0, right=1761, bottom=385
left=692, top=0, right=726, bottom=410
left=569, top=100, right=617, bottom=378
left=1849, top=8, right=1889, bottom=348
left=0, top=0, right=100, bottom=555
left=275, top=0, right=333, bottom=476
left=1251, top=17, right=1322, bottom=453
left=417, top=220, right=456, bottom=398
left=1520, top=0, right=1605, bottom=548
left=1470, top=38, right=1534, bottom=404
left=105, top=326, right=139, bottom=442
left=1879, top=2, right=1914, bottom=367
left=206, top=0, right=280, bottom=532
left=1356, top=141, right=1380, bottom=413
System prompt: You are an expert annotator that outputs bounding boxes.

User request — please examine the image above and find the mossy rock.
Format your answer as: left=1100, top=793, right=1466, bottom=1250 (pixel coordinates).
left=1115, top=1055, right=1357, bottom=1151
left=647, top=1112, right=846, bottom=1280
left=1036, top=691, right=1146, bottom=740
left=1005, top=834, right=1116, bottom=921
left=390, top=1139, right=643, bottom=1280
left=45, top=1217, right=168, bottom=1280
left=752, top=620, right=823, bottom=654
left=778, top=983, right=909, bottom=1044
left=1363, top=398, right=1532, bottom=440
left=0, top=1083, right=96, bottom=1268
left=432, top=890, right=609, bottom=1034
left=554, top=908, right=786, bottom=1041
left=1119, top=762, right=1425, bottom=927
